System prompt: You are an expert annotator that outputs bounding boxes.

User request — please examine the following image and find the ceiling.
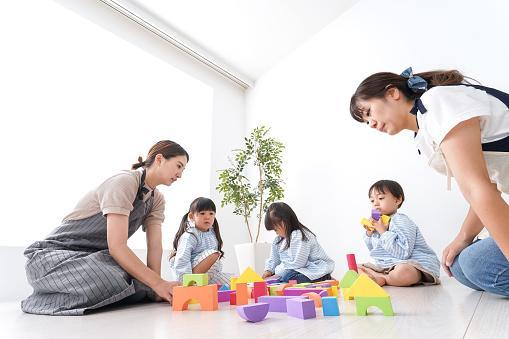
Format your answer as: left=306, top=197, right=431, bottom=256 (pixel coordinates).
left=118, top=0, right=360, bottom=83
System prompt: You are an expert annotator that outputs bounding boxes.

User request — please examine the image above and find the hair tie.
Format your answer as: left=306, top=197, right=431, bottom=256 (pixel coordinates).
left=137, top=156, right=146, bottom=166
left=400, top=67, right=428, bottom=92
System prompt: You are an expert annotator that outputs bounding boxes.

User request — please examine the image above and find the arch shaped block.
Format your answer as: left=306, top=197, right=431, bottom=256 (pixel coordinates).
left=236, top=302, right=270, bottom=322
left=172, top=284, right=218, bottom=311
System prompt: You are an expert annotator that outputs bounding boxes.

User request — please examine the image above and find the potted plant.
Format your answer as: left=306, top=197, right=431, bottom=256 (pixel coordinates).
left=217, top=126, right=285, bottom=274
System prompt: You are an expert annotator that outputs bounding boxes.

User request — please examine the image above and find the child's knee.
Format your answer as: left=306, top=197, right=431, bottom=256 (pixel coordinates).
left=395, top=264, right=421, bottom=282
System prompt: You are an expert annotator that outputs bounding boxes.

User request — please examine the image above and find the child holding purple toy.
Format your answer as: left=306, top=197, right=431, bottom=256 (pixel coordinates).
left=359, top=180, right=440, bottom=286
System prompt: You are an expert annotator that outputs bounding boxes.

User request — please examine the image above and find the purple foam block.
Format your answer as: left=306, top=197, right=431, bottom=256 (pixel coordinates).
left=258, top=296, right=307, bottom=312
left=218, top=289, right=233, bottom=302
left=236, top=302, right=270, bottom=323
left=264, top=278, right=280, bottom=285
left=286, top=299, right=316, bottom=319
left=371, top=209, right=381, bottom=221
left=283, top=288, right=327, bottom=297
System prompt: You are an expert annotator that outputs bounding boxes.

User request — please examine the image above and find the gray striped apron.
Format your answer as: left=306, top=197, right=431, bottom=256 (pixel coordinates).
left=21, top=171, right=155, bottom=315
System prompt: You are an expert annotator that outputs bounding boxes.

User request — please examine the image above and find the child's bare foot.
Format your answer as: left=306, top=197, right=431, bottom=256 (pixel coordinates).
left=358, top=266, right=387, bottom=286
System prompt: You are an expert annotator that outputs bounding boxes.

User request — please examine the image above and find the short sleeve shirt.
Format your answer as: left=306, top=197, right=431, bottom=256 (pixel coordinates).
left=414, top=85, right=509, bottom=193
left=62, top=170, right=165, bottom=229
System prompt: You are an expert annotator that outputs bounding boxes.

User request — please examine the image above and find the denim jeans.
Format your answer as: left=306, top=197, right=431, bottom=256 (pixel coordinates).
left=279, top=269, right=332, bottom=283
left=450, top=237, right=509, bottom=297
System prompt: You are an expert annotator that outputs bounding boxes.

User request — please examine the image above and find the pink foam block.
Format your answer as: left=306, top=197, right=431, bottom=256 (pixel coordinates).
left=218, top=290, right=233, bottom=302
left=258, top=296, right=307, bottom=312
left=346, top=253, right=358, bottom=273
left=283, top=288, right=327, bottom=297
left=286, top=299, right=316, bottom=319
left=236, top=302, right=270, bottom=323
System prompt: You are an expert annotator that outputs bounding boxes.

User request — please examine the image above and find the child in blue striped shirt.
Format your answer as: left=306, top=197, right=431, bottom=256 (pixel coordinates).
left=359, top=180, right=440, bottom=286
left=262, top=202, right=335, bottom=283
left=169, top=197, right=231, bottom=285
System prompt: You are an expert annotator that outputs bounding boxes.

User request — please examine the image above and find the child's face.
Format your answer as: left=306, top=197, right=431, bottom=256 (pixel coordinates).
left=189, top=210, right=215, bottom=232
left=273, top=222, right=286, bottom=238
left=369, top=189, right=401, bottom=215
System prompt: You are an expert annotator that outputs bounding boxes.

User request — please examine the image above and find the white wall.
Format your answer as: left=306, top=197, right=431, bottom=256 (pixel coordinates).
left=246, top=0, right=509, bottom=277
left=0, top=0, right=247, bottom=301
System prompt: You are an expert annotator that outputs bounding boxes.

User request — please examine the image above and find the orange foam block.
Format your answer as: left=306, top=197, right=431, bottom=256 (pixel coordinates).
left=172, top=284, right=218, bottom=311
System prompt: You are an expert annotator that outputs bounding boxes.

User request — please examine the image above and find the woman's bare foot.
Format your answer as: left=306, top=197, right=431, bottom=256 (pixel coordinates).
left=358, top=266, right=387, bottom=286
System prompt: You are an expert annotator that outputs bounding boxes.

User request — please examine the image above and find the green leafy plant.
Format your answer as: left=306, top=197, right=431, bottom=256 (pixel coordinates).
left=217, top=126, right=285, bottom=243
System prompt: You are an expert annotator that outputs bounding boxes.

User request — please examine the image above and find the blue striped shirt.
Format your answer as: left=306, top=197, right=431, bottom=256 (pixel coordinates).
left=364, top=213, right=440, bottom=277
left=265, top=230, right=335, bottom=280
left=170, top=224, right=219, bottom=281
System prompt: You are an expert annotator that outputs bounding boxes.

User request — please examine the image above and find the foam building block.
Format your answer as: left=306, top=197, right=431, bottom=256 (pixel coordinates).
left=219, top=284, right=230, bottom=291
left=331, top=286, right=339, bottom=297
left=340, top=270, right=359, bottom=288
left=236, top=302, right=270, bottom=323
left=183, top=273, right=208, bottom=286
left=230, top=277, right=238, bottom=290
left=253, top=281, right=268, bottom=302
left=294, top=283, right=312, bottom=288
left=301, top=292, right=322, bottom=308
left=237, top=267, right=264, bottom=283
left=349, top=274, right=388, bottom=297
left=258, top=296, right=306, bottom=312
left=322, top=296, right=340, bottom=316
left=286, top=298, right=316, bottom=319
left=264, top=277, right=280, bottom=285
left=218, top=289, right=233, bottom=302
left=236, top=283, right=249, bottom=305
left=230, top=291, right=237, bottom=305
left=289, top=280, right=297, bottom=285
left=283, top=288, right=327, bottom=297
left=172, top=284, right=218, bottom=311
left=349, top=274, right=393, bottom=316
left=346, top=253, right=358, bottom=273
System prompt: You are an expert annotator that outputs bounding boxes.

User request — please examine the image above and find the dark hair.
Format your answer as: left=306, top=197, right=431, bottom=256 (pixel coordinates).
left=132, top=140, right=189, bottom=170
left=368, top=180, right=405, bottom=208
left=170, top=197, right=224, bottom=259
left=264, top=202, right=315, bottom=250
left=350, top=70, right=467, bottom=123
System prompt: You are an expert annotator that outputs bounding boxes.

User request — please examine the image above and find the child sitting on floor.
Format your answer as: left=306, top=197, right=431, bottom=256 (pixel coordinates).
left=262, top=202, right=335, bottom=283
left=359, top=180, right=440, bottom=286
left=169, top=197, right=231, bottom=285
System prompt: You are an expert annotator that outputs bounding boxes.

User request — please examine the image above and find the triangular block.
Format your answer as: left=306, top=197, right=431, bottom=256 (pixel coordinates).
left=339, top=270, right=359, bottom=288
left=349, top=274, right=388, bottom=297
left=237, top=266, right=264, bottom=283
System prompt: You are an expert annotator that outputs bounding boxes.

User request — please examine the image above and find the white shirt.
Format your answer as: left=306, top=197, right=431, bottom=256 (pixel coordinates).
left=414, top=85, right=509, bottom=193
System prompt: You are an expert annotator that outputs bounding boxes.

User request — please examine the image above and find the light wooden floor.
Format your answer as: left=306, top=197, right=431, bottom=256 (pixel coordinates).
left=2, top=277, right=507, bottom=339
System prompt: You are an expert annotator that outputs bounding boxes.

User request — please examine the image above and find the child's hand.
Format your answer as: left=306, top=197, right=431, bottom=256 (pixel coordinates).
left=371, top=217, right=389, bottom=234
left=365, top=228, right=374, bottom=237
left=262, top=270, right=273, bottom=279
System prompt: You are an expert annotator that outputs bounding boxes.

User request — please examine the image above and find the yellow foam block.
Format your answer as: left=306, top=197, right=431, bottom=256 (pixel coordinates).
left=349, top=274, right=389, bottom=297
left=237, top=267, right=264, bottom=283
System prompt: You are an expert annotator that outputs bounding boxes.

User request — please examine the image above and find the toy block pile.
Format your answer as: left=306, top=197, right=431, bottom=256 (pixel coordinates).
left=172, top=253, right=394, bottom=321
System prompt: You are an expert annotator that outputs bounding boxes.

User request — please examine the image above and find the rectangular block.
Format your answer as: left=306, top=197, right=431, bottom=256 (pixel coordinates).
left=286, top=298, right=316, bottom=319
left=322, top=296, right=340, bottom=316
left=253, top=281, right=268, bottom=302
left=283, top=288, right=327, bottom=297
left=236, top=283, right=248, bottom=305
left=258, top=296, right=306, bottom=312
left=218, top=290, right=233, bottom=302
left=229, top=291, right=236, bottom=305
left=183, top=273, right=208, bottom=287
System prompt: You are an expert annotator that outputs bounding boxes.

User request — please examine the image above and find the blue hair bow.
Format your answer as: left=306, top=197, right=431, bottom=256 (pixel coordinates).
left=400, top=67, right=428, bottom=92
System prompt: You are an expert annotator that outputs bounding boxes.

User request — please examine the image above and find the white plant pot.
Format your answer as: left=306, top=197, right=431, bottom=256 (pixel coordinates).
left=234, top=242, right=271, bottom=275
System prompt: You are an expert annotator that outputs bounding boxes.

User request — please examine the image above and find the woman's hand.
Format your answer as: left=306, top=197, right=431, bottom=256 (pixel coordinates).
left=152, top=279, right=180, bottom=303
left=442, top=237, right=472, bottom=277
left=262, top=270, right=273, bottom=279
